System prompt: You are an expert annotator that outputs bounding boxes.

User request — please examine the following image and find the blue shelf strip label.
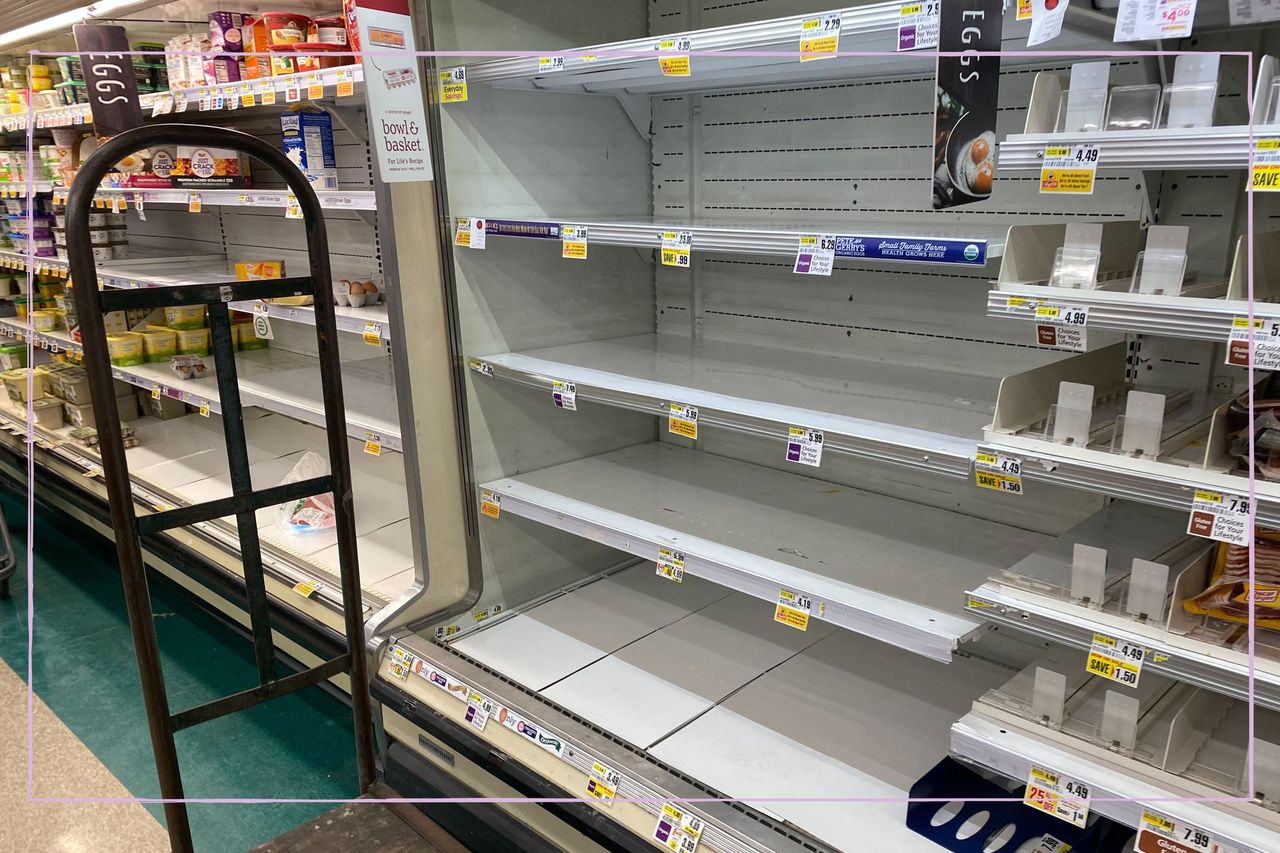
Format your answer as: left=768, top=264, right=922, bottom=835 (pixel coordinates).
left=481, top=219, right=988, bottom=266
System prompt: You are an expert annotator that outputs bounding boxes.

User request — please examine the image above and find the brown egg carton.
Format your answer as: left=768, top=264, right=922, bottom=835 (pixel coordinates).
left=334, top=278, right=382, bottom=308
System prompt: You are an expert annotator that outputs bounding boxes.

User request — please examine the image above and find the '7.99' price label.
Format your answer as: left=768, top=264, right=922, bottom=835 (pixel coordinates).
left=1187, top=489, right=1251, bottom=547
left=1135, top=809, right=1237, bottom=853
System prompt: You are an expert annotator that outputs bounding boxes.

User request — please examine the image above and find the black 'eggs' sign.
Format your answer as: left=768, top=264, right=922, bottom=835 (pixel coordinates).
left=72, top=24, right=145, bottom=138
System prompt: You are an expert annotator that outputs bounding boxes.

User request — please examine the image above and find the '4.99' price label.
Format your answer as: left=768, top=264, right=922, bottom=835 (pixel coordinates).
left=1225, top=316, right=1280, bottom=370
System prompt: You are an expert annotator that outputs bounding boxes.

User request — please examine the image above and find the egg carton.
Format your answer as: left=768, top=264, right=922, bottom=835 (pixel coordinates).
left=334, top=288, right=384, bottom=308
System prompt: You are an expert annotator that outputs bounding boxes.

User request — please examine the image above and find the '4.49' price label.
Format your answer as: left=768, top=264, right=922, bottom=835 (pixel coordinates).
left=1187, top=489, right=1251, bottom=546
left=1024, top=765, right=1090, bottom=828
left=1086, top=632, right=1144, bottom=688
left=1040, top=145, right=1099, bottom=195
left=974, top=449, right=1023, bottom=495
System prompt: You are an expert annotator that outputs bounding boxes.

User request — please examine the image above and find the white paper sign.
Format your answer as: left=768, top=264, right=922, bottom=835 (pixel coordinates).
left=1114, top=0, right=1198, bottom=42
left=1230, top=0, right=1280, bottom=24
left=355, top=0, right=434, bottom=181
left=1028, top=0, right=1070, bottom=46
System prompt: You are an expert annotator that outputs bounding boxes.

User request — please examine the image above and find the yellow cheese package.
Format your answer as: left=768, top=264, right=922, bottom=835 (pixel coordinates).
left=235, top=261, right=284, bottom=280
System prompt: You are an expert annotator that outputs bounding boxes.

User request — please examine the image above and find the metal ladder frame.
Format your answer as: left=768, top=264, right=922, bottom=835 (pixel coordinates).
left=66, top=124, right=376, bottom=852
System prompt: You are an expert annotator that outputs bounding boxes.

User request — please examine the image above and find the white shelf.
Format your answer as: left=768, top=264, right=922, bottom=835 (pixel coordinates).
left=0, top=320, right=401, bottom=451
left=999, top=125, right=1276, bottom=172
left=987, top=285, right=1279, bottom=342
left=477, top=217, right=1003, bottom=266
left=449, top=3, right=1116, bottom=98
left=442, top=569, right=1014, bottom=852
left=963, top=500, right=1280, bottom=710
left=0, top=64, right=364, bottom=133
left=952, top=712, right=1280, bottom=853
left=470, top=333, right=999, bottom=477
left=1, top=247, right=224, bottom=280
left=0, top=396, right=414, bottom=608
left=0, top=187, right=374, bottom=209
left=481, top=442, right=1051, bottom=661
left=227, top=300, right=391, bottom=340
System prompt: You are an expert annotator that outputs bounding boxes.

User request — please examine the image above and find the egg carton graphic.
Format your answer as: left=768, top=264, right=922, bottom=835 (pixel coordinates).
left=383, top=68, right=417, bottom=88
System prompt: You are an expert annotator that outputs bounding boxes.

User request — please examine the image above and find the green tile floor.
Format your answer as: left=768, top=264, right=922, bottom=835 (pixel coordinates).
left=0, top=485, right=360, bottom=852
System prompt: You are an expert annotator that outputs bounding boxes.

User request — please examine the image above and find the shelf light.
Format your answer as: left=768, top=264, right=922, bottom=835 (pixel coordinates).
left=0, top=1, right=158, bottom=51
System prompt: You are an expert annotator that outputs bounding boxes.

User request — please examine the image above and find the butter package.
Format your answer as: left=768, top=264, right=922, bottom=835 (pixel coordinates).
left=280, top=108, right=337, bottom=190
left=172, top=145, right=251, bottom=189
left=235, top=261, right=284, bottom=280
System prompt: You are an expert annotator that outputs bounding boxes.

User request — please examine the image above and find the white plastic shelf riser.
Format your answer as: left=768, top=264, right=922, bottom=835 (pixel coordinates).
left=471, top=333, right=995, bottom=477
left=481, top=441, right=1051, bottom=661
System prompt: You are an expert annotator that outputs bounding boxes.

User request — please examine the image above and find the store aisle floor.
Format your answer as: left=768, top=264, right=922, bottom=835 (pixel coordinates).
left=0, top=486, right=361, bottom=852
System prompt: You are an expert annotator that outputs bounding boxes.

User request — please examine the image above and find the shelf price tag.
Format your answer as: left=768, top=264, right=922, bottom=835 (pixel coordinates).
left=585, top=761, right=621, bottom=806
left=660, top=230, right=692, bottom=267
left=1252, top=139, right=1280, bottom=191
left=653, top=803, right=704, bottom=853
left=1114, top=0, right=1197, bottom=42
left=1040, top=145, right=1099, bottom=195
left=480, top=488, right=501, bottom=519
left=793, top=234, right=835, bottom=275
left=775, top=588, right=812, bottom=630
left=468, top=358, right=494, bottom=377
left=1034, top=304, right=1088, bottom=351
left=260, top=83, right=277, bottom=106
left=551, top=379, right=577, bottom=411
left=464, top=690, right=493, bottom=731
left=655, top=37, right=691, bottom=76
left=335, top=69, right=355, bottom=97
left=1087, top=632, right=1144, bottom=687
left=389, top=646, right=415, bottom=680
left=363, top=322, right=383, bottom=346
left=439, top=67, right=468, bottom=103
left=656, top=548, right=685, bottom=583
left=292, top=579, right=321, bottom=598
left=455, top=217, right=485, bottom=249
left=974, top=450, right=1023, bottom=495
left=252, top=303, right=275, bottom=340
left=198, top=402, right=210, bottom=417
left=1187, top=489, right=1251, bottom=546
left=1135, top=810, right=1234, bottom=853
left=1017, top=0, right=1033, bottom=20
left=785, top=426, right=824, bottom=466
left=1023, top=765, right=1090, bottom=828
left=668, top=402, right=698, bottom=439
left=306, top=73, right=324, bottom=100
left=240, top=83, right=255, bottom=108
left=187, top=192, right=202, bottom=213
left=561, top=224, right=588, bottom=260
left=799, top=13, right=841, bottom=61
left=363, top=432, right=383, bottom=456
left=1226, top=316, right=1280, bottom=369
left=538, top=56, right=565, bottom=73
left=897, top=2, right=941, bottom=51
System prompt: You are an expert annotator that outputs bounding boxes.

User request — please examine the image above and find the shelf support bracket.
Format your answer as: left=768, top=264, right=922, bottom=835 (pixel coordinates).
left=612, top=93, right=653, bottom=140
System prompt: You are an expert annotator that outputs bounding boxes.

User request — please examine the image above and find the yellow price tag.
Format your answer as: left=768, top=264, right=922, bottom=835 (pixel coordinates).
left=774, top=588, right=812, bottom=630
left=151, top=385, right=161, bottom=400
left=439, top=68, right=468, bottom=103
left=363, top=322, right=382, bottom=346
left=187, top=192, right=202, bottom=213
left=336, top=71, right=355, bottom=98
left=292, top=579, right=320, bottom=598
left=480, top=488, right=501, bottom=519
